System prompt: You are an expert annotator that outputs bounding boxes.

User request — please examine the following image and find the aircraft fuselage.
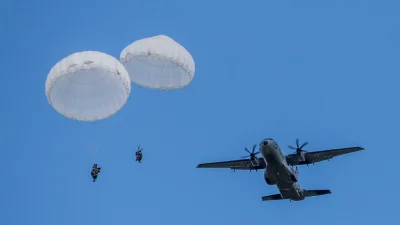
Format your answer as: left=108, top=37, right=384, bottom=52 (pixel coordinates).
left=260, top=138, right=306, bottom=201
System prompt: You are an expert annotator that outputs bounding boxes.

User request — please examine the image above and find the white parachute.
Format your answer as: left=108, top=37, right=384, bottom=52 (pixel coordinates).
left=120, top=35, right=195, bottom=90
left=45, top=51, right=131, bottom=121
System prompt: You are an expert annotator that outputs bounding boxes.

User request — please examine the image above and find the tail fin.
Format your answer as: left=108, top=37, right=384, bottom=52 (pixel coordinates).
left=261, top=189, right=331, bottom=201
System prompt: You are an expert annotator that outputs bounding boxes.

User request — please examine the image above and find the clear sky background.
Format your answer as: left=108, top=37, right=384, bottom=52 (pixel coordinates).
left=1, top=0, right=399, bottom=224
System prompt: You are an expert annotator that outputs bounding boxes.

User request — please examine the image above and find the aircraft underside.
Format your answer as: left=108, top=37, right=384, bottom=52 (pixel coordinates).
left=264, top=163, right=297, bottom=186
left=263, top=161, right=305, bottom=201
left=263, top=163, right=331, bottom=201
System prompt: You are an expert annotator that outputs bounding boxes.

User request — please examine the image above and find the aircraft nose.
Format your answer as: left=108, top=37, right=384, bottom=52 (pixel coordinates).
left=263, top=140, right=268, bottom=145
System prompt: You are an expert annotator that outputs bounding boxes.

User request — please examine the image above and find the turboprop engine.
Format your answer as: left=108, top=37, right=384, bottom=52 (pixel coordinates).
left=241, top=144, right=261, bottom=168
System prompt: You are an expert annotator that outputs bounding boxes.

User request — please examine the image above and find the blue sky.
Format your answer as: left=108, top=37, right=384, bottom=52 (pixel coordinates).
left=1, top=0, right=399, bottom=224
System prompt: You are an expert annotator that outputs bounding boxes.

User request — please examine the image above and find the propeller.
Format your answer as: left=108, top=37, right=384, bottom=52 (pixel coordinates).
left=241, top=144, right=260, bottom=159
left=288, top=138, right=308, bottom=155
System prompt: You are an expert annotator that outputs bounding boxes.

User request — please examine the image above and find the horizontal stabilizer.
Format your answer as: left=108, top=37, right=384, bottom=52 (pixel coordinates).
left=261, top=189, right=331, bottom=201
left=261, top=194, right=284, bottom=201
left=303, top=189, right=331, bottom=197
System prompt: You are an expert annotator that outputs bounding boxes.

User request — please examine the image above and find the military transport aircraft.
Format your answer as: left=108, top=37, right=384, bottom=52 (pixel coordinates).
left=197, top=138, right=364, bottom=202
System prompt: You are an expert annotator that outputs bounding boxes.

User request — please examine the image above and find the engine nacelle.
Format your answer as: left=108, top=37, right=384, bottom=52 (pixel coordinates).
left=250, top=156, right=260, bottom=167
left=297, top=151, right=306, bottom=161
left=264, top=168, right=277, bottom=185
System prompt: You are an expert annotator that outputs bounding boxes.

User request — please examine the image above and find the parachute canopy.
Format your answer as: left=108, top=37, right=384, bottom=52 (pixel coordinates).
left=45, top=51, right=131, bottom=121
left=120, top=35, right=195, bottom=90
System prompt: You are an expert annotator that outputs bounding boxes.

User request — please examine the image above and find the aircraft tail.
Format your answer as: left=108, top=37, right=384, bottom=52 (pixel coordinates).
left=303, top=189, right=331, bottom=197
left=261, top=194, right=285, bottom=201
left=261, top=189, right=331, bottom=201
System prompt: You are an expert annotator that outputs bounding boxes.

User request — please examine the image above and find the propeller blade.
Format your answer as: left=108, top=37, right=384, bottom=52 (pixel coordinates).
left=299, top=141, right=308, bottom=149
left=289, top=138, right=309, bottom=154
left=252, top=144, right=257, bottom=153
left=242, top=145, right=261, bottom=160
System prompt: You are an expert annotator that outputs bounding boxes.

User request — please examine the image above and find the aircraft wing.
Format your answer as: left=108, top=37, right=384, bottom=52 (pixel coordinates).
left=286, top=147, right=365, bottom=166
left=197, top=158, right=266, bottom=170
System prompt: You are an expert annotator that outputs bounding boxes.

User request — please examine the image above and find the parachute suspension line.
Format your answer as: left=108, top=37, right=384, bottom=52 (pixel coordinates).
left=77, top=121, right=100, bottom=163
